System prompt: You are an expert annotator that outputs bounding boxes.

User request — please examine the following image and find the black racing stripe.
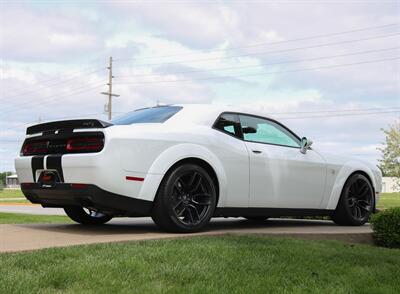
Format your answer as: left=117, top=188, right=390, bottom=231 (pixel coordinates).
left=46, top=155, right=64, bottom=182
left=31, top=156, right=44, bottom=182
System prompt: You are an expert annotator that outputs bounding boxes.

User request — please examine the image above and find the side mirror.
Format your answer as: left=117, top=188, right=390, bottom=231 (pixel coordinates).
left=300, top=137, right=313, bottom=154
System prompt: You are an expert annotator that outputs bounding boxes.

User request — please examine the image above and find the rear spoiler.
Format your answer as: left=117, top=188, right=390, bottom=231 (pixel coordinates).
left=26, top=119, right=113, bottom=135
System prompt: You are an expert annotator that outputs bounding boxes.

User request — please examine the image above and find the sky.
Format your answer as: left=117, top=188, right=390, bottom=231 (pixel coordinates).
left=0, top=0, right=399, bottom=172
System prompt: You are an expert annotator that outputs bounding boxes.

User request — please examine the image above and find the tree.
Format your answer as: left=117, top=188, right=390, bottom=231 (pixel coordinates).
left=379, top=121, right=400, bottom=190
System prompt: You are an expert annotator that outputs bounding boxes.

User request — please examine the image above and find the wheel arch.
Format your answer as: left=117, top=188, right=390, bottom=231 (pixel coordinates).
left=138, top=143, right=227, bottom=206
left=337, top=170, right=376, bottom=211
left=326, top=163, right=377, bottom=210
left=160, top=157, right=220, bottom=205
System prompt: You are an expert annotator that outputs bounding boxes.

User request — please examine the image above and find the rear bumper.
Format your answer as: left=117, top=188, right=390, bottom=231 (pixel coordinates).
left=21, top=183, right=153, bottom=216
left=15, top=153, right=164, bottom=203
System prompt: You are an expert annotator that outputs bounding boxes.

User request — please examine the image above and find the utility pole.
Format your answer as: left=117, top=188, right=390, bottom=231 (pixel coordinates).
left=101, top=56, right=120, bottom=120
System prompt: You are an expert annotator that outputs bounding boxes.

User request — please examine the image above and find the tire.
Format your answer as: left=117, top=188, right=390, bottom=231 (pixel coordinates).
left=244, top=217, right=269, bottom=221
left=64, top=206, right=113, bottom=225
left=332, top=173, right=374, bottom=226
left=151, top=163, right=217, bottom=233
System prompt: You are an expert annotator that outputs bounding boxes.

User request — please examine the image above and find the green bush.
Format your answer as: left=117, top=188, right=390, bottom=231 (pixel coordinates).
left=370, top=207, right=400, bottom=248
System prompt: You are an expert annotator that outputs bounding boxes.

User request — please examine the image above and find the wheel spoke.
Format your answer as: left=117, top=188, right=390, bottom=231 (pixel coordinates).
left=188, top=172, right=202, bottom=193
left=348, top=197, right=356, bottom=207
left=187, top=207, right=195, bottom=223
left=174, top=180, right=185, bottom=195
left=356, top=206, right=362, bottom=218
left=352, top=181, right=358, bottom=194
left=357, top=181, right=369, bottom=196
left=174, top=201, right=186, bottom=216
left=192, top=193, right=212, bottom=205
left=357, top=200, right=371, bottom=212
left=346, top=178, right=373, bottom=220
left=173, top=199, right=184, bottom=210
left=188, top=204, right=201, bottom=223
left=169, top=168, right=215, bottom=227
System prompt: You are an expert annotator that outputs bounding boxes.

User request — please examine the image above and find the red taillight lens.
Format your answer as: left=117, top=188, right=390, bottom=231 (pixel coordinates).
left=22, top=141, right=49, bottom=156
left=70, top=183, right=88, bottom=189
left=66, top=137, right=104, bottom=152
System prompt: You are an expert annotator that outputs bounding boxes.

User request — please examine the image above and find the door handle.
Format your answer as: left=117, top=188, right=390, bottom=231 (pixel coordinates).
left=252, top=150, right=262, bottom=154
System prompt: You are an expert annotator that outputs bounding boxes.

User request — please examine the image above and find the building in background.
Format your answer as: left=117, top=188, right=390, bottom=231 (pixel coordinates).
left=6, top=174, right=20, bottom=189
left=382, top=177, right=399, bottom=193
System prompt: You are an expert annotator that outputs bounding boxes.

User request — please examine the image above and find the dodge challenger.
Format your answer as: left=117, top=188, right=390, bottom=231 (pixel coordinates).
left=15, top=104, right=382, bottom=232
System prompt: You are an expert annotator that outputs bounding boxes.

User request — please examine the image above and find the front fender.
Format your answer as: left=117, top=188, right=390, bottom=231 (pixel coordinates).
left=139, top=143, right=228, bottom=206
left=326, top=161, right=378, bottom=210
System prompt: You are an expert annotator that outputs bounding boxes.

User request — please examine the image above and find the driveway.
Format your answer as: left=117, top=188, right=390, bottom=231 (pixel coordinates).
left=0, top=217, right=373, bottom=253
left=0, top=204, right=65, bottom=215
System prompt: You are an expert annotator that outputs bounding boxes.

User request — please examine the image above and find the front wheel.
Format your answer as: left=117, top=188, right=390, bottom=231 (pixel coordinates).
left=151, top=163, right=217, bottom=233
left=64, top=206, right=113, bottom=225
left=332, top=173, right=374, bottom=226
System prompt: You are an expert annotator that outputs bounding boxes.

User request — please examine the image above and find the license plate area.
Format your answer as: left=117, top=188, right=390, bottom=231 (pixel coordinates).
left=38, top=170, right=61, bottom=188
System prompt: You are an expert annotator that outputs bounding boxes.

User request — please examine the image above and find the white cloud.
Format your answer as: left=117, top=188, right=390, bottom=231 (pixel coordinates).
left=0, top=1, right=399, bottom=171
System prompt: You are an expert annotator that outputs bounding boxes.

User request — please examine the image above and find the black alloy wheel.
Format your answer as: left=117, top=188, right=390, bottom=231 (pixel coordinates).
left=152, top=163, right=217, bottom=232
left=333, top=173, right=374, bottom=226
left=64, top=206, right=113, bottom=225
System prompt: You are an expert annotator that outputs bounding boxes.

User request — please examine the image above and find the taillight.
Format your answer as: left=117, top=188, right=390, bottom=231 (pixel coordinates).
left=22, top=141, right=49, bottom=156
left=66, top=137, right=104, bottom=152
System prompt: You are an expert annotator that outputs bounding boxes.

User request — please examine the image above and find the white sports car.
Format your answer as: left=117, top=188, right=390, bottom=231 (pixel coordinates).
left=15, top=104, right=382, bottom=232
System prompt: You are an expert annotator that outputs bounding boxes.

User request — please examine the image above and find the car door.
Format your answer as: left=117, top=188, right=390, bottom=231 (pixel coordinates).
left=212, top=113, right=250, bottom=207
left=239, top=114, right=327, bottom=209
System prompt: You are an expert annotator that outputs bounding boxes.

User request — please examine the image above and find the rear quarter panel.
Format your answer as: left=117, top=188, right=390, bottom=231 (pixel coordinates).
left=107, top=124, right=249, bottom=207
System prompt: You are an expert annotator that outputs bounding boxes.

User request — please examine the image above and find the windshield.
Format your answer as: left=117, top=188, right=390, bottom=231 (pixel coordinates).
left=112, top=106, right=182, bottom=125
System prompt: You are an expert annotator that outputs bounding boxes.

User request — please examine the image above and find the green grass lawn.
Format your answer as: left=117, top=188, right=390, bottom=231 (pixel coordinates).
left=377, top=192, right=400, bottom=209
left=0, top=235, right=398, bottom=293
left=0, top=212, right=71, bottom=224
left=0, top=189, right=24, bottom=198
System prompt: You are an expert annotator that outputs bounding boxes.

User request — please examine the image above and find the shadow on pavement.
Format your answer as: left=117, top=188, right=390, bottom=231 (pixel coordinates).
left=17, top=218, right=336, bottom=236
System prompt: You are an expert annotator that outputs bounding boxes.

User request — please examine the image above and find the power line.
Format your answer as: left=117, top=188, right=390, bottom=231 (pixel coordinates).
left=2, top=27, right=398, bottom=108
left=269, top=106, right=400, bottom=115
left=1, top=83, right=105, bottom=115
left=4, top=112, right=108, bottom=131
left=116, top=47, right=399, bottom=79
left=279, top=110, right=400, bottom=119
left=1, top=109, right=399, bottom=141
left=0, top=55, right=108, bottom=95
left=2, top=106, right=399, bottom=144
left=0, top=140, right=22, bottom=143
left=0, top=67, right=106, bottom=102
left=114, top=57, right=400, bottom=85
left=113, top=32, right=400, bottom=68
left=114, top=23, right=400, bottom=62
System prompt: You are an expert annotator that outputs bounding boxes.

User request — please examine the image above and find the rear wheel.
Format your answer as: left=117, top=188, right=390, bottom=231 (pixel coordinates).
left=151, top=163, right=217, bottom=233
left=64, top=206, right=113, bottom=225
left=332, top=173, right=374, bottom=226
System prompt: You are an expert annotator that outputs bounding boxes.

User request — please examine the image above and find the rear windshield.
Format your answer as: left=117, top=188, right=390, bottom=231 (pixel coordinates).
left=112, top=106, right=182, bottom=125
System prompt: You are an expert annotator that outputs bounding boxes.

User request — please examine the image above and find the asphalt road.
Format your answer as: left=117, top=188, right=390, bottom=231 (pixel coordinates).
left=0, top=216, right=373, bottom=253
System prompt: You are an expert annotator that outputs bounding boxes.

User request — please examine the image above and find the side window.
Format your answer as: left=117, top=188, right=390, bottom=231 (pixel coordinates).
left=239, top=115, right=300, bottom=148
left=214, top=113, right=242, bottom=138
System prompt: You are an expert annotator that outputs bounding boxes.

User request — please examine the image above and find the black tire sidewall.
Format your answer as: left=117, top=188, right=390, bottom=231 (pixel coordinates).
left=64, top=206, right=112, bottom=225
left=337, top=174, right=374, bottom=225
left=157, top=164, right=217, bottom=232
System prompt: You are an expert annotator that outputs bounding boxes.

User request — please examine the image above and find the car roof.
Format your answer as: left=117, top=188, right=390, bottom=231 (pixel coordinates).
left=166, top=103, right=276, bottom=126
